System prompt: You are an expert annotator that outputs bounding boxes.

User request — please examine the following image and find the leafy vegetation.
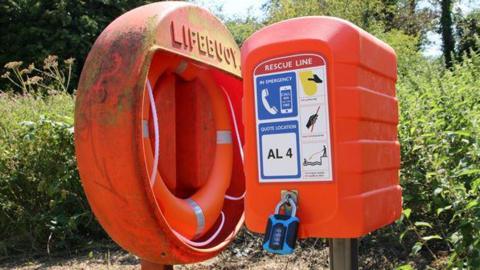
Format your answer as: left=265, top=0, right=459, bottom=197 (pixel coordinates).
left=456, top=9, right=480, bottom=57
left=397, top=54, right=480, bottom=268
left=0, top=0, right=480, bottom=269
left=0, top=0, right=158, bottom=92
left=0, top=58, right=104, bottom=256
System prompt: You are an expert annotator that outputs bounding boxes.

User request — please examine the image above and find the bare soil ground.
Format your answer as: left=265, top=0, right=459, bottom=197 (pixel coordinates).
left=0, top=229, right=446, bottom=270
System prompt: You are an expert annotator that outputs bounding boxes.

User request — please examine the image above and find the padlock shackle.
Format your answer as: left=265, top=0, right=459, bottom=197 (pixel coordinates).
left=274, top=198, right=297, bottom=217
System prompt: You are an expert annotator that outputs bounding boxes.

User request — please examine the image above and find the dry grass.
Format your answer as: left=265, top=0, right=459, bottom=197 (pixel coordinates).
left=1, top=228, right=448, bottom=270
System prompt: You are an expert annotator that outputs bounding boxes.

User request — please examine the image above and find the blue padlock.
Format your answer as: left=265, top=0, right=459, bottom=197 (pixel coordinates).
left=263, top=197, right=299, bottom=255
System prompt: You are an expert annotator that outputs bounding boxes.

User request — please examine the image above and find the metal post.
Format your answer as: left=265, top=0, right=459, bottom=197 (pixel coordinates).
left=328, top=238, right=358, bottom=270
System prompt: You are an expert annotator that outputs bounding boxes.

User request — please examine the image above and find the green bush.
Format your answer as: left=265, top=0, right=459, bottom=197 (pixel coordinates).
left=397, top=53, right=480, bottom=268
left=0, top=92, right=105, bottom=255
left=0, top=0, right=161, bottom=92
left=0, top=54, right=107, bottom=256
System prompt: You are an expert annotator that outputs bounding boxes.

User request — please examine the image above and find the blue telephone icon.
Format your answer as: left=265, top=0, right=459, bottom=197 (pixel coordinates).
left=261, top=89, right=278, bottom=115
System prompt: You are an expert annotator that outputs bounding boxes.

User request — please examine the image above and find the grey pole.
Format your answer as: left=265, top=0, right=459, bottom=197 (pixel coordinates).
left=328, top=238, right=358, bottom=270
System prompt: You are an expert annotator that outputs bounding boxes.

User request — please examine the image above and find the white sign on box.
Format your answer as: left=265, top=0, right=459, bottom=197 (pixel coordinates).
left=254, top=53, right=333, bottom=183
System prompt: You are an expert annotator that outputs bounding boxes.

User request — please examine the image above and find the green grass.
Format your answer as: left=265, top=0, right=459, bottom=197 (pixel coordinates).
left=0, top=92, right=105, bottom=256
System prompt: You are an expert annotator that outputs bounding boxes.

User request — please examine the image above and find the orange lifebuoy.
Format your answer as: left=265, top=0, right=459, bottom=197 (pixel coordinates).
left=141, top=57, right=233, bottom=239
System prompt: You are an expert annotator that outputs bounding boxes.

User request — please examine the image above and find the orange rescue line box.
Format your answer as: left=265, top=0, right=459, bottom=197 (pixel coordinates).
left=241, top=17, right=402, bottom=238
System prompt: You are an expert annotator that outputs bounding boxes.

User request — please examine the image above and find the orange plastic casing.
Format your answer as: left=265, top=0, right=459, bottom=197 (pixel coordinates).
left=241, top=17, right=402, bottom=238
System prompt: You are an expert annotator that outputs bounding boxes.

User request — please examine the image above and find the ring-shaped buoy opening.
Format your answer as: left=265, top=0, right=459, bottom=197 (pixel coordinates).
left=141, top=52, right=233, bottom=240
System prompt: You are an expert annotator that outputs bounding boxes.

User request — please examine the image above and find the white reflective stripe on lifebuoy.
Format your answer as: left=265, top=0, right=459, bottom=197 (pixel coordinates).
left=185, top=198, right=205, bottom=238
left=173, top=211, right=225, bottom=247
left=175, top=60, right=188, bottom=74
left=216, top=130, right=232, bottom=144
left=142, top=120, right=149, bottom=138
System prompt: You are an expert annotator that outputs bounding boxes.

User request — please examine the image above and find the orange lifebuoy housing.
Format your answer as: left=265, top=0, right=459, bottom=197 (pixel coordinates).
left=74, top=2, right=245, bottom=265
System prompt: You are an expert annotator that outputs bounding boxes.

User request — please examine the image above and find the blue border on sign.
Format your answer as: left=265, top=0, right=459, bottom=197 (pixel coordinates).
left=258, top=120, right=301, bottom=180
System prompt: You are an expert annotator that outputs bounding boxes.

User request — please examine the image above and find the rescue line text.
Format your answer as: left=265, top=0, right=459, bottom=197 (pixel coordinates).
left=263, top=57, right=313, bottom=73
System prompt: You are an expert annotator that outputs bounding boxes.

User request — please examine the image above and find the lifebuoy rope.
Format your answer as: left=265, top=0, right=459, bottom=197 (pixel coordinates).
left=147, top=80, right=160, bottom=186
left=146, top=77, right=243, bottom=247
left=223, top=87, right=246, bottom=201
